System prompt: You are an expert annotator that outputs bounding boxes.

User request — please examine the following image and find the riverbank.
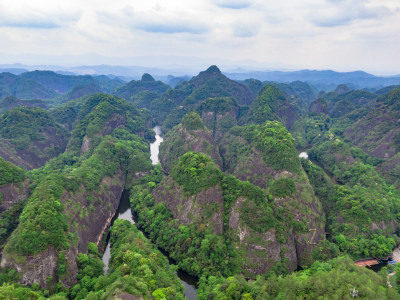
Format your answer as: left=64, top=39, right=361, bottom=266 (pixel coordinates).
left=101, top=126, right=198, bottom=300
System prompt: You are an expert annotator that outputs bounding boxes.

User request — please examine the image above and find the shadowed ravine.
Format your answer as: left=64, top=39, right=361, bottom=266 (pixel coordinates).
left=102, top=126, right=198, bottom=300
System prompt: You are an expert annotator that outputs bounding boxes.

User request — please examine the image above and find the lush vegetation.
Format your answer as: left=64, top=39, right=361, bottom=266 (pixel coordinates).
left=0, top=200, right=26, bottom=251
left=67, top=221, right=185, bottom=300
left=180, top=111, right=206, bottom=131
left=131, top=161, right=242, bottom=278
left=0, top=107, right=68, bottom=150
left=131, top=151, right=307, bottom=279
left=343, top=89, right=400, bottom=186
left=113, top=73, right=170, bottom=101
left=245, top=84, right=300, bottom=128
left=66, top=93, right=149, bottom=155
left=171, top=152, right=222, bottom=195
left=0, top=72, right=58, bottom=100
left=159, top=112, right=221, bottom=173
left=2, top=68, right=400, bottom=299
left=302, top=137, right=400, bottom=259
left=4, top=177, right=71, bottom=255
left=0, top=96, right=48, bottom=114
left=195, top=97, right=238, bottom=137
left=0, top=156, right=25, bottom=186
left=197, top=256, right=399, bottom=299
left=227, top=121, right=300, bottom=174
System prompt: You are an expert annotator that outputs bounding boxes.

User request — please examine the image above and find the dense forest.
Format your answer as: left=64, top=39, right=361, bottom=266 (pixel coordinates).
left=1, top=66, right=400, bottom=299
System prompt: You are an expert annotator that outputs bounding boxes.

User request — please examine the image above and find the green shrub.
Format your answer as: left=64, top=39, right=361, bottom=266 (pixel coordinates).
left=269, top=178, right=296, bottom=198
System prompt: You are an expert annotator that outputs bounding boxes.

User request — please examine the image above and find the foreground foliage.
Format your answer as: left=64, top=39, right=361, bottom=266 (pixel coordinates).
left=197, top=256, right=399, bottom=299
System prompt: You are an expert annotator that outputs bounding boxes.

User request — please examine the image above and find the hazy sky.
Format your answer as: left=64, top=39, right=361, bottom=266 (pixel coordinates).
left=0, top=0, right=399, bottom=74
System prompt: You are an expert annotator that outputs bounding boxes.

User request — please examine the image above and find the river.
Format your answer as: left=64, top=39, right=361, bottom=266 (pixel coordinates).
left=102, top=126, right=198, bottom=300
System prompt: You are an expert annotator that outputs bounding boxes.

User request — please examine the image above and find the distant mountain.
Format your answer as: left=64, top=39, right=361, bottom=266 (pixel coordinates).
left=59, top=84, right=102, bottom=103
left=152, top=65, right=255, bottom=130
left=269, top=81, right=318, bottom=105
left=309, top=86, right=377, bottom=118
left=168, top=65, right=254, bottom=106
left=0, top=96, right=48, bottom=114
left=0, top=72, right=58, bottom=100
left=113, top=73, right=170, bottom=103
left=375, top=85, right=400, bottom=96
left=19, top=71, right=100, bottom=93
left=225, top=70, right=400, bottom=91
left=165, top=75, right=191, bottom=88
left=0, top=71, right=125, bottom=104
left=0, top=68, right=28, bottom=75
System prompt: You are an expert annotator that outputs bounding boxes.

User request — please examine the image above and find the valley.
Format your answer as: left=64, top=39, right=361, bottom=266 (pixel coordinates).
left=0, top=66, right=400, bottom=299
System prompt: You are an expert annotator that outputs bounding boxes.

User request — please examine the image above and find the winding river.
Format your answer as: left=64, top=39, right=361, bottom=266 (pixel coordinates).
left=102, top=126, right=198, bottom=300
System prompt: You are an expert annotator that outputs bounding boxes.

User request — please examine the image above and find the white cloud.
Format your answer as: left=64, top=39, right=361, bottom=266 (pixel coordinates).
left=0, top=0, right=399, bottom=73
left=309, top=0, right=394, bottom=27
left=213, top=0, right=253, bottom=9
left=97, top=5, right=210, bottom=34
left=0, top=0, right=82, bottom=28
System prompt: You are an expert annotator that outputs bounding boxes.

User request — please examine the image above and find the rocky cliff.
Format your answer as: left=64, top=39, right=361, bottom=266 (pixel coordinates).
left=0, top=107, right=69, bottom=170
left=159, top=112, right=223, bottom=173
left=146, top=120, right=325, bottom=277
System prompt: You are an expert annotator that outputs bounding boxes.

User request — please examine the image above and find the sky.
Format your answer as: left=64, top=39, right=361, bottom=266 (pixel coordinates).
left=0, top=0, right=399, bottom=75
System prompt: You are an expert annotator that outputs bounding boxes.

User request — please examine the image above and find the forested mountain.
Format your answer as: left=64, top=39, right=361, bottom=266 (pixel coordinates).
left=309, top=86, right=377, bottom=118
left=0, top=107, right=69, bottom=169
left=344, top=89, right=400, bottom=187
left=245, top=84, right=301, bottom=128
left=0, top=72, right=58, bottom=100
left=0, top=71, right=125, bottom=109
left=1, top=65, right=400, bottom=299
left=20, top=71, right=103, bottom=94
left=150, top=65, right=255, bottom=131
left=226, top=69, right=400, bottom=91
left=0, top=96, right=48, bottom=114
left=113, top=73, right=170, bottom=107
left=1, top=93, right=154, bottom=290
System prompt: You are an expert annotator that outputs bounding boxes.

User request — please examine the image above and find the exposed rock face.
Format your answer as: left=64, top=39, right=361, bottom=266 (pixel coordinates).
left=0, top=181, right=30, bottom=212
left=1, top=171, right=126, bottom=288
left=155, top=119, right=325, bottom=276
left=77, top=112, right=127, bottom=155
left=0, top=125, right=69, bottom=170
left=113, top=293, right=141, bottom=300
left=196, top=97, right=239, bottom=141
left=188, top=66, right=254, bottom=106
left=1, top=246, right=59, bottom=286
left=80, top=136, right=90, bottom=155
left=334, top=84, right=351, bottom=95
left=0, top=96, right=48, bottom=114
left=159, top=126, right=223, bottom=173
left=246, top=84, right=300, bottom=129
left=227, top=197, right=294, bottom=275
left=0, top=128, right=67, bottom=170
left=64, top=170, right=126, bottom=254
left=219, top=127, right=325, bottom=272
left=344, top=90, right=400, bottom=185
left=152, top=177, right=224, bottom=235
left=309, top=98, right=328, bottom=114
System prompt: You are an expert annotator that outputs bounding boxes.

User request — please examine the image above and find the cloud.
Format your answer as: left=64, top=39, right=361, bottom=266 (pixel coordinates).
left=0, top=20, right=61, bottom=29
left=213, top=0, right=252, bottom=9
left=309, top=0, right=394, bottom=27
left=233, top=23, right=259, bottom=37
left=0, top=1, right=82, bottom=29
left=137, top=23, right=208, bottom=34
left=98, top=5, right=210, bottom=35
